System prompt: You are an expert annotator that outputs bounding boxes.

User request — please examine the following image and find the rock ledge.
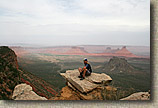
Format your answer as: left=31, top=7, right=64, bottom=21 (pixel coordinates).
left=60, top=69, right=112, bottom=93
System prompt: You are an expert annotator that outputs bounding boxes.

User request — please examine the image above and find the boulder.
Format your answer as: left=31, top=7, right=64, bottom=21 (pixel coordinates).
left=12, top=83, right=47, bottom=100
left=60, top=69, right=112, bottom=93
left=120, top=92, right=150, bottom=100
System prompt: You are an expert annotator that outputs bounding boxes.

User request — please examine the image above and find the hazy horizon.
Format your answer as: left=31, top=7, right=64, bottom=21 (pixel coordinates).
left=0, top=43, right=150, bottom=48
left=0, top=0, right=150, bottom=46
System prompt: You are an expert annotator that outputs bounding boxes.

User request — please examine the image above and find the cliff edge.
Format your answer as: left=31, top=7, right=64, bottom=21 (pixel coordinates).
left=51, top=69, right=117, bottom=100
left=0, top=46, right=57, bottom=100
left=0, top=46, right=20, bottom=99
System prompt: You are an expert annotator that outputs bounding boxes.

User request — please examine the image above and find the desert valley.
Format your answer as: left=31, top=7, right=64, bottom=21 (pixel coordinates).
left=1, top=45, right=149, bottom=100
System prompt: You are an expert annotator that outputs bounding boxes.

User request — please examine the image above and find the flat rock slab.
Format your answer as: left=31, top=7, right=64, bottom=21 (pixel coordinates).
left=60, top=69, right=112, bottom=93
left=87, top=73, right=112, bottom=84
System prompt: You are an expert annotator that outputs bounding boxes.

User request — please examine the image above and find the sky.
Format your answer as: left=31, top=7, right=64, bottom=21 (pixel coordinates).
left=0, top=0, right=150, bottom=46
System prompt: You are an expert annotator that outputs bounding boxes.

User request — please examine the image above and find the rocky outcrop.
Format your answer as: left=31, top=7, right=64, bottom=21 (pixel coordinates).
left=102, top=46, right=139, bottom=58
left=0, top=46, right=19, bottom=70
left=67, top=81, right=117, bottom=100
left=52, top=86, right=81, bottom=100
left=52, top=85, right=117, bottom=100
left=104, top=56, right=140, bottom=74
left=20, top=70, right=58, bottom=99
left=12, top=84, right=47, bottom=100
left=0, top=46, right=58, bottom=100
left=53, top=69, right=116, bottom=100
left=120, top=91, right=150, bottom=100
left=60, top=69, right=112, bottom=93
left=0, top=46, right=20, bottom=99
left=65, top=47, right=88, bottom=54
left=104, top=47, right=119, bottom=53
left=114, top=46, right=138, bottom=57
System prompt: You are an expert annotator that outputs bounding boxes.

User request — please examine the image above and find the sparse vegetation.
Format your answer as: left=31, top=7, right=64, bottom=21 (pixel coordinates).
left=17, top=53, right=150, bottom=100
left=0, top=45, right=150, bottom=100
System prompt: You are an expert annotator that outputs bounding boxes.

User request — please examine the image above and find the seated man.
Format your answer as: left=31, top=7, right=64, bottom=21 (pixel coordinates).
left=78, top=58, right=92, bottom=80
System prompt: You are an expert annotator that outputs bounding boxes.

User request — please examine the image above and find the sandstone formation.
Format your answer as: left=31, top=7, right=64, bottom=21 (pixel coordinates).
left=0, top=46, right=57, bottom=100
left=36, top=46, right=141, bottom=58
left=104, top=47, right=119, bottom=53
left=54, top=69, right=116, bottom=100
left=114, top=46, right=137, bottom=57
left=115, top=46, right=133, bottom=54
left=103, top=56, right=142, bottom=74
left=65, top=47, right=88, bottom=54
left=20, top=70, right=58, bottom=99
left=101, top=46, right=139, bottom=58
left=52, top=85, right=117, bottom=100
left=60, top=69, right=112, bottom=93
left=12, top=84, right=47, bottom=100
left=120, top=91, right=150, bottom=100
left=0, top=46, right=20, bottom=99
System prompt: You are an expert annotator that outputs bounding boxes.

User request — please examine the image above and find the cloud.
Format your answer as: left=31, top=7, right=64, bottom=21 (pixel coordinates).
left=0, top=0, right=150, bottom=46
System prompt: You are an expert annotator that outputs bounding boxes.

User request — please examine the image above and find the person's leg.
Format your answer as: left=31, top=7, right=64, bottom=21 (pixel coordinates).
left=80, top=68, right=87, bottom=80
left=82, top=69, right=87, bottom=78
left=80, top=71, right=83, bottom=77
left=78, top=68, right=82, bottom=73
left=78, top=68, right=83, bottom=78
left=85, top=70, right=91, bottom=76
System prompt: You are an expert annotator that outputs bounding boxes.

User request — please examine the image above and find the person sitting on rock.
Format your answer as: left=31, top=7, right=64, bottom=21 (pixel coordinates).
left=78, top=58, right=92, bottom=80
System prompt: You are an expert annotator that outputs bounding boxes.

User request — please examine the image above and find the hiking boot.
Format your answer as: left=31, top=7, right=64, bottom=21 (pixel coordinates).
left=80, top=77, right=85, bottom=80
left=78, top=75, right=82, bottom=78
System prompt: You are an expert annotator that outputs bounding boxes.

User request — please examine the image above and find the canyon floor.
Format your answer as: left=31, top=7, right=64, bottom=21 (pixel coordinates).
left=17, top=51, right=150, bottom=99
